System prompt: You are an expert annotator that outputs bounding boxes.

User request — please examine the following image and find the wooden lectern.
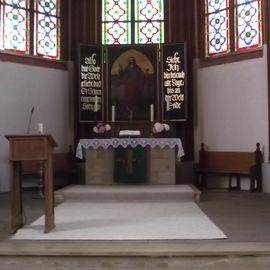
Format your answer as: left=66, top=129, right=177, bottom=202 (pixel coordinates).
left=5, top=134, right=58, bottom=233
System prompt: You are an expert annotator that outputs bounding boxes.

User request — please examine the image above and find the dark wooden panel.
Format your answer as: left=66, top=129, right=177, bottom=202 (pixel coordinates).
left=203, top=152, right=256, bottom=172
left=169, top=0, right=196, bottom=161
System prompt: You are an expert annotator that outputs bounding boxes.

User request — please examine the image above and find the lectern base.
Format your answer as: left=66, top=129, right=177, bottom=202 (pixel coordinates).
left=6, top=134, right=57, bottom=234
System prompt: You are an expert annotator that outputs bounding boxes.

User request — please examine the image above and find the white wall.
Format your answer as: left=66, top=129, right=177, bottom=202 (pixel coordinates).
left=0, top=61, right=73, bottom=192
left=195, top=46, right=269, bottom=192
left=1, top=48, right=269, bottom=192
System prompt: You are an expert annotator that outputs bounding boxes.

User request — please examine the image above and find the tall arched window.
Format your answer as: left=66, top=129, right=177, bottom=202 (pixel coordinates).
left=102, top=0, right=164, bottom=45
left=205, top=0, right=262, bottom=57
left=0, top=0, right=61, bottom=59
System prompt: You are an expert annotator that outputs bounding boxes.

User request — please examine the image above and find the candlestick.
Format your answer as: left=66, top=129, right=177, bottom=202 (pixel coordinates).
left=150, top=104, right=154, bottom=122
left=112, top=105, right=115, bottom=122
left=38, top=123, right=44, bottom=134
left=166, top=98, right=170, bottom=111
left=94, top=96, right=98, bottom=112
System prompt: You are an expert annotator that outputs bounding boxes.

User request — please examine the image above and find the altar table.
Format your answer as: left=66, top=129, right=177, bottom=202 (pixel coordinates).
left=76, top=138, right=184, bottom=185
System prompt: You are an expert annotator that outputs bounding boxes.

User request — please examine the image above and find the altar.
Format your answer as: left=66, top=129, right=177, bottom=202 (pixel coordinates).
left=76, top=42, right=189, bottom=184
left=76, top=138, right=184, bottom=185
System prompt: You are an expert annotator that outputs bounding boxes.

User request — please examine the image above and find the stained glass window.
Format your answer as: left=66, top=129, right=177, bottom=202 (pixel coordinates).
left=134, top=0, right=164, bottom=44
left=0, top=0, right=29, bottom=53
left=205, top=0, right=230, bottom=55
left=102, top=0, right=164, bottom=45
left=102, top=0, right=131, bottom=45
left=0, top=0, right=61, bottom=59
left=34, top=0, right=60, bottom=59
left=235, top=0, right=262, bottom=50
left=205, top=0, right=262, bottom=57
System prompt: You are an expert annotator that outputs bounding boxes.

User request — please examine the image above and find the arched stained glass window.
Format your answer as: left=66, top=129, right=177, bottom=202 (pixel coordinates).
left=205, top=0, right=262, bottom=57
left=102, top=0, right=164, bottom=45
left=0, top=0, right=61, bottom=59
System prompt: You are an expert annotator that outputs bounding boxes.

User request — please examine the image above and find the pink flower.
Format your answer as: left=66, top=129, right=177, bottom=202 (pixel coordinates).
left=105, top=124, right=111, bottom=131
left=98, top=125, right=106, bottom=133
left=93, top=122, right=111, bottom=134
left=154, top=122, right=164, bottom=133
left=163, top=124, right=170, bottom=131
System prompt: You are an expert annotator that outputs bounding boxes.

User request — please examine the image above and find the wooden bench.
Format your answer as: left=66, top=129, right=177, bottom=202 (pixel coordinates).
left=21, top=145, right=78, bottom=188
left=194, top=143, right=262, bottom=191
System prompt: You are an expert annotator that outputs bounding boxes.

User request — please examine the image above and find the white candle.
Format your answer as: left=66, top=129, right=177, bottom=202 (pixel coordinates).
left=112, top=105, right=115, bottom=122
left=94, top=96, right=98, bottom=112
left=38, top=123, right=44, bottom=134
left=166, top=97, right=170, bottom=111
left=150, top=104, right=154, bottom=122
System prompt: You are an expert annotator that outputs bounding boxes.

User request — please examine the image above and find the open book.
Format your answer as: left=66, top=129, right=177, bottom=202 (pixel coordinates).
left=119, top=130, right=141, bottom=137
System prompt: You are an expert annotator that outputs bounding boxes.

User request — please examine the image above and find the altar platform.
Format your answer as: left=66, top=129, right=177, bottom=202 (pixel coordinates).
left=1, top=188, right=270, bottom=269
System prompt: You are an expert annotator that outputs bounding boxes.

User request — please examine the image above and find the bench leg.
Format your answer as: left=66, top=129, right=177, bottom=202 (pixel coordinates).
left=250, top=175, right=255, bottom=191
left=257, top=178, right=262, bottom=192
left=195, top=173, right=207, bottom=189
left=229, top=174, right=241, bottom=191
left=201, top=174, right=207, bottom=188
left=250, top=166, right=262, bottom=192
left=229, top=174, right=232, bottom=190
left=195, top=173, right=200, bottom=187
left=236, top=174, right=241, bottom=189
left=250, top=176, right=262, bottom=192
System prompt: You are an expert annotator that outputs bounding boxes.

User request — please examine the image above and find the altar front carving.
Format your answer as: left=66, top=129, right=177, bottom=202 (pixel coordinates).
left=76, top=138, right=184, bottom=185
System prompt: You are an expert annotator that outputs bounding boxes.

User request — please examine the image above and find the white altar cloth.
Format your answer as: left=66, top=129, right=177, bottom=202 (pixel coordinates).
left=76, top=138, right=184, bottom=159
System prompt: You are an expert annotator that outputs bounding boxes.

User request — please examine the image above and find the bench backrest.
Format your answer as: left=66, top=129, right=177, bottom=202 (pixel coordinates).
left=201, top=152, right=256, bottom=172
left=199, top=143, right=262, bottom=172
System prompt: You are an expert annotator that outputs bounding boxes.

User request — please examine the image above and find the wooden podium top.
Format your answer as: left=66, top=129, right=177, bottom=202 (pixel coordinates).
left=5, top=134, right=57, bottom=146
left=5, top=134, right=58, bottom=161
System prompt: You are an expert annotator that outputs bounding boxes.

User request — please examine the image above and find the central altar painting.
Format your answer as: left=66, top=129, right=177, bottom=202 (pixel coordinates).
left=107, top=45, right=158, bottom=121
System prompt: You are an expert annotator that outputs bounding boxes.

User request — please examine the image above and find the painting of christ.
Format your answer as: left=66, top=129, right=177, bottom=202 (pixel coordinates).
left=107, top=46, right=158, bottom=121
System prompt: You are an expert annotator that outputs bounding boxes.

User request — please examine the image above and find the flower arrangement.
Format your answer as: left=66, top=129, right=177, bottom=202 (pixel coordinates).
left=152, top=122, right=170, bottom=134
left=93, top=122, right=111, bottom=134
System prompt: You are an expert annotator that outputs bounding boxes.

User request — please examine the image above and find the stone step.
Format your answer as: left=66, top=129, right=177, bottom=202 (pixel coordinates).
left=0, top=241, right=270, bottom=270
left=56, top=184, right=201, bottom=203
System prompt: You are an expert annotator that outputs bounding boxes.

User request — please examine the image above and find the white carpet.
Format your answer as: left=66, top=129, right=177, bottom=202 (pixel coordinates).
left=12, top=185, right=227, bottom=240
